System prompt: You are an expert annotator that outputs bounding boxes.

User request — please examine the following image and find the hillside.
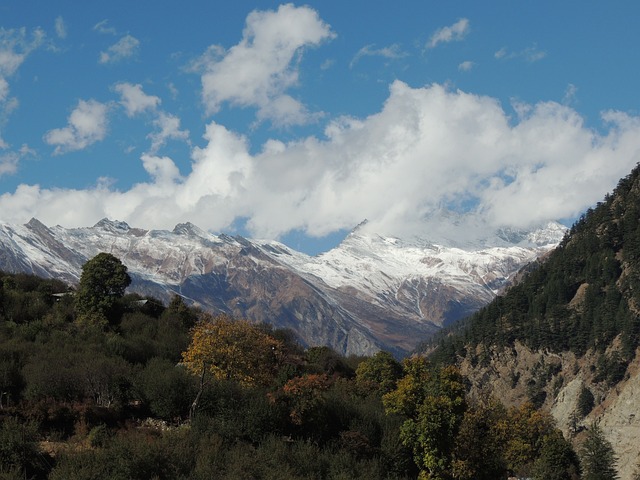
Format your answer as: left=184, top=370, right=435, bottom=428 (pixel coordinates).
left=429, top=164, right=640, bottom=478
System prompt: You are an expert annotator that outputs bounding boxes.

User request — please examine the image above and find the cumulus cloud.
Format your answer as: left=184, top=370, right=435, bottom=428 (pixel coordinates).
left=148, top=112, right=190, bottom=154
left=99, top=34, right=140, bottom=64
left=115, top=82, right=160, bottom=116
left=43, top=99, right=109, bottom=154
left=350, top=44, right=408, bottom=68
left=458, top=60, right=475, bottom=72
left=113, top=82, right=189, bottom=154
left=197, top=4, right=335, bottom=127
left=426, top=18, right=469, bottom=49
left=0, top=144, right=34, bottom=177
left=3, top=81, right=640, bottom=246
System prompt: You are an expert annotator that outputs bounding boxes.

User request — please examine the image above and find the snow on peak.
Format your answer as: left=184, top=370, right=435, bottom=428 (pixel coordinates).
left=172, top=222, right=207, bottom=237
left=93, top=218, right=131, bottom=233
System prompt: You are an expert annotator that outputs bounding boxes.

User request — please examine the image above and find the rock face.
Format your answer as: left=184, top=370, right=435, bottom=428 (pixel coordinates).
left=458, top=342, right=640, bottom=479
left=0, top=217, right=564, bottom=356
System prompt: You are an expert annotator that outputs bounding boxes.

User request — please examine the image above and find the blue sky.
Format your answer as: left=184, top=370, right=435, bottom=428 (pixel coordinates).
left=1, top=1, right=640, bottom=254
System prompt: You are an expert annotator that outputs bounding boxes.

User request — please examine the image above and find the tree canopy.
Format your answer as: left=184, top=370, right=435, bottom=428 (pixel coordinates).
left=75, top=252, right=131, bottom=321
left=181, top=314, right=283, bottom=387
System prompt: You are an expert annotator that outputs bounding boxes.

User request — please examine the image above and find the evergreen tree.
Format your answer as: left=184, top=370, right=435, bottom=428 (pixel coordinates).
left=576, top=384, right=595, bottom=419
left=532, top=430, right=580, bottom=480
left=580, top=423, right=619, bottom=480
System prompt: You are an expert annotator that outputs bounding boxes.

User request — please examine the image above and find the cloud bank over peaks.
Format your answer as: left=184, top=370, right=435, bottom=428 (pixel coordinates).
left=197, top=3, right=335, bottom=127
left=2, top=81, right=640, bottom=251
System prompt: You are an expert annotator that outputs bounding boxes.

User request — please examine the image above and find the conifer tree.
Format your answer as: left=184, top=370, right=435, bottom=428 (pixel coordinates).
left=580, top=423, right=619, bottom=480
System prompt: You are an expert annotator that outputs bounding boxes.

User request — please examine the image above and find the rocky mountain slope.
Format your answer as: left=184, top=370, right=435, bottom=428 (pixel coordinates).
left=429, top=166, right=640, bottom=478
left=455, top=341, right=640, bottom=479
left=0, top=217, right=564, bottom=357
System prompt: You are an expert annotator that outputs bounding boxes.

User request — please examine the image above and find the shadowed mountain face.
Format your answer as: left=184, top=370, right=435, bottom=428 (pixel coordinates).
left=0, top=217, right=564, bottom=356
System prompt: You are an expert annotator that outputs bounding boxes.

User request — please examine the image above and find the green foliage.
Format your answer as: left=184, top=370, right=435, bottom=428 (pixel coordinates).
left=355, top=351, right=403, bottom=395
left=305, top=345, right=355, bottom=377
left=0, top=416, right=50, bottom=479
left=429, top=164, right=640, bottom=387
left=87, top=424, right=111, bottom=448
left=580, top=423, right=619, bottom=480
left=451, top=397, right=508, bottom=480
left=0, top=266, right=580, bottom=479
left=136, top=358, right=195, bottom=420
left=75, top=252, right=131, bottom=322
left=383, top=358, right=467, bottom=479
left=500, top=402, right=559, bottom=476
left=532, top=429, right=581, bottom=480
left=577, top=384, right=595, bottom=419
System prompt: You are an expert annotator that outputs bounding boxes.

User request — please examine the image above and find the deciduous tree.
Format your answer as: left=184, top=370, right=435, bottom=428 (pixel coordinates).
left=355, top=350, right=402, bottom=395
left=383, top=357, right=466, bottom=479
left=75, top=252, right=131, bottom=322
left=181, top=314, right=283, bottom=418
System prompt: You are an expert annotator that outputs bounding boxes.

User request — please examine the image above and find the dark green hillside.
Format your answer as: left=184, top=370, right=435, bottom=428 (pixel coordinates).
left=430, top=164, right=640, bottom=370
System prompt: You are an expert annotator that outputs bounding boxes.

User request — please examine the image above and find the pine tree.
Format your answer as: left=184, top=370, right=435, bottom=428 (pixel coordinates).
left=580, top=423, right=619, bottom=480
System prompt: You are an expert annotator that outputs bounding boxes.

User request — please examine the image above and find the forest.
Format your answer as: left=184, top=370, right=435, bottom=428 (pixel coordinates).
left=428, top=165, right=640, bottom=381
left=0, top=248, right=622, bottom=479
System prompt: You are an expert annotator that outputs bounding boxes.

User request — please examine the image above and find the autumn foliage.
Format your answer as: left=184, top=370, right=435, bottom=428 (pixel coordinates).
left=272, top=373, right=331, bottom=425
left=181, top=313, right=283, bottom=386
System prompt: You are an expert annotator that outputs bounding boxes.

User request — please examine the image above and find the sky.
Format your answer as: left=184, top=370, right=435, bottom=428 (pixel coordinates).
left=1, top=1, right=640, bottom=255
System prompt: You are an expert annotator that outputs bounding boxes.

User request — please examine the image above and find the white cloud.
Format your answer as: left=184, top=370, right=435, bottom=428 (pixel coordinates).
left=350, top=43, right=408, bottom=68
left=115, top=82, right=160, bottom=116
left=0, top=27, right=45, bottom=76
left=495, top=44, right=546, bottom=63
left=99, top=35, right=140, bottom=64
left=0, top=28, right=45, bottom=159
left=93, top=20, right=117, bottom=35
left=563, top=83, right=578, bottom=106
left=426, top=18, right=469, bottom=49
left=148, top=112, right=190, bottom=154
left=0, top=151, right=19, bottom=176
left=0, top=144, right=34, bottom=177
left=55, top=16, right=67, bottom=39
left=458, top=61, right=475, bottom=72
left=43, top=99, right=109, bottom=154
left=113, top=82, right=189, bottom=154
left=198, top=4, right=335, bottom=126
left=0, top=76, right=8, bottom=104
left=4, top=81, right=640, bottom=245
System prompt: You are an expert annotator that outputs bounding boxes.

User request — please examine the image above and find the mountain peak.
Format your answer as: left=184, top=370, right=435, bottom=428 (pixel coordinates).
left=93, top=218, right=131, bottom=233
left=172, top=222, right=206, bottom=237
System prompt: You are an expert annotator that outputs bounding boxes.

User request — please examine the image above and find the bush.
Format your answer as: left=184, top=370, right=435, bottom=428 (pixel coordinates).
left=136, top=358, right=195, bottom=420
left=0, top=416, right=51, bottom=478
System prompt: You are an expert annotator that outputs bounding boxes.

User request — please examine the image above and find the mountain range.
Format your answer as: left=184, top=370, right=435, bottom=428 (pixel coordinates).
left=0, top=216, right=565, bottom=356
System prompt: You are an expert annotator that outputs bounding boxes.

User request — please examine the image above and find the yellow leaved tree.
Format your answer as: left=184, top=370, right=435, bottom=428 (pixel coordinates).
left=181, top=313, right=283, bottom=419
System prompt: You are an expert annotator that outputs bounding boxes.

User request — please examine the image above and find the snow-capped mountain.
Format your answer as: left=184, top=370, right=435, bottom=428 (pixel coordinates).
left=0, top=217, right=566, bottom=356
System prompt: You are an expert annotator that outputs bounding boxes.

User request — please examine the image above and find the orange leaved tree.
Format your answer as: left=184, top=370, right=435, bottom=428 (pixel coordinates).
left=181, top=313, right=283, bottom=419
